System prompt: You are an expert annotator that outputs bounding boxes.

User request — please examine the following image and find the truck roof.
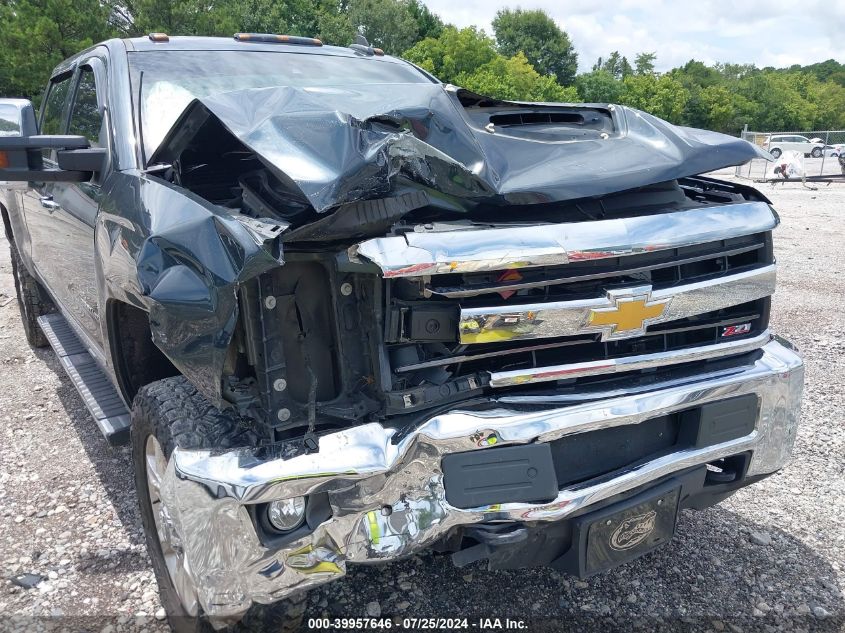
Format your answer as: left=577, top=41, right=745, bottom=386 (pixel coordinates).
left=122, top=35, right=392, bottom=59
left=48, top=35, right=410, bottom=82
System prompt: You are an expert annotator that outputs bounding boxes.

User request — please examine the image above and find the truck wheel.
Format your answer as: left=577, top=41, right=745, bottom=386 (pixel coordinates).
left=131, top=376, right=306, bottom=633
left=811, top=147, right=823, bottom=158
left=8, top=238, right=54, bottom=347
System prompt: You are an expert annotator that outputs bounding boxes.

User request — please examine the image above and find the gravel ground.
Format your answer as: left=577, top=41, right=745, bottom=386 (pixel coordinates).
left=1, top=177, right=844, bottom=633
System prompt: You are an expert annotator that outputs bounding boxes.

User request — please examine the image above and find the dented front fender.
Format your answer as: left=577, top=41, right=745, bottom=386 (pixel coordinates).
left=96, top=171, right=287, bottom=405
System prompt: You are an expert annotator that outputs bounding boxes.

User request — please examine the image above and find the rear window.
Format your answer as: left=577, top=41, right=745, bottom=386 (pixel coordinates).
left=129, top=50, right=433, bottom=159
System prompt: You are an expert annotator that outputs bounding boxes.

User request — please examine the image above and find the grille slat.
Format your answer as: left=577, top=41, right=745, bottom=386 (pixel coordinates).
left=428, top=238, right=766, bottom=300
left=393, top=305, right=764, bottom=375
left=382, top=215, right=773, bottom=402
left=456, top=265, right=774, bottom=346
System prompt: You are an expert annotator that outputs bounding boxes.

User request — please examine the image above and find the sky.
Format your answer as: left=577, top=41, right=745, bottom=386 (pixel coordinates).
left=422, top=0, right=845, bottom=72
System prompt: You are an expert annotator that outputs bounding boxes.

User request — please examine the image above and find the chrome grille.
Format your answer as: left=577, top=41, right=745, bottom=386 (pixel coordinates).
left=356, top=200, right=778, bottom=410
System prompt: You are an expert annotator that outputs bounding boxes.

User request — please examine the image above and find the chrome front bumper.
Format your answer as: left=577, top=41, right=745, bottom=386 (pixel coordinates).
left=160, top=338, right=803, bottom=618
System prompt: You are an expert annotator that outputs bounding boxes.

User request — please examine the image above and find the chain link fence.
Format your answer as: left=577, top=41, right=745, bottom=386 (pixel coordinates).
left=734, top=127, right=845, bottom=180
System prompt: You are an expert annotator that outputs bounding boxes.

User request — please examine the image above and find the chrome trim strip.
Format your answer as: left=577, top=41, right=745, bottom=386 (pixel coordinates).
left=497, top=364, right=750, bottom=404
left=355, top=202, right=777, bottom=278
left=159, top=339, right=803, bottom=617
left=459, top=264, right=776, bottom=344
left=487, top=331, right=772, bottom=387
left=430, top=242, right=765, bottom=299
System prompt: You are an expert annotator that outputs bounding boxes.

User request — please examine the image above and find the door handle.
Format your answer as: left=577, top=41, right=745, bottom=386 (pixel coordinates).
left=39, top=195, right=60, bottom=211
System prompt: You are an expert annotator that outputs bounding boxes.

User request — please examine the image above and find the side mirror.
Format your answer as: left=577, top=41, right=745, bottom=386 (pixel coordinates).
left=57, top=147, right=108, bottom=172
left=0, top=98, right=100, bottom=183
left=0, top=99, right=38, bottom=137
left=0, top=99, right=38, bottom=190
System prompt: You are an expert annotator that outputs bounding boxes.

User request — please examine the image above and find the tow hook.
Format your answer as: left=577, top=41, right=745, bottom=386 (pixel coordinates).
left=705, top=455, right=747, bottom=484
left=451, top=525, right=529, bottom=567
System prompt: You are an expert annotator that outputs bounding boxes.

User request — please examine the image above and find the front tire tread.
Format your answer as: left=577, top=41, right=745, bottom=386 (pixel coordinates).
left=131, top=376, right=305, bottom=633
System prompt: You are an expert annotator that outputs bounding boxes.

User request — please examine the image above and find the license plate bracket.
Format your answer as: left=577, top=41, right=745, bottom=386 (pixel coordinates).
left=567, top=479, right=682, bottom=577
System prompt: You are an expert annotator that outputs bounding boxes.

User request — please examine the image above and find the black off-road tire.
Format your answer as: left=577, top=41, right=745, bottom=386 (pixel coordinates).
left=8, top=238, right=54, bottom=347
left=131, top=376, right=307, bottom=633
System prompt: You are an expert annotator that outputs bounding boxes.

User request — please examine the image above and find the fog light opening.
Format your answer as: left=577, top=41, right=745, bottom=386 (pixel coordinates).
left=267, top=497, right=307, bottom=532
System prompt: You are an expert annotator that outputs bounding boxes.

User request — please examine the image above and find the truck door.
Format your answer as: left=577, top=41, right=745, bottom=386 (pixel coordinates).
left=19, top=71, right=73, bottom=298
left=28, top=58, right=110, bottom=347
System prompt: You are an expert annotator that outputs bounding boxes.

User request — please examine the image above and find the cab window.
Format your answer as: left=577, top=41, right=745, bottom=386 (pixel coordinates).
left=68, top=67, right=105, bottom=148
left=40, top=73, right=72, bottom=159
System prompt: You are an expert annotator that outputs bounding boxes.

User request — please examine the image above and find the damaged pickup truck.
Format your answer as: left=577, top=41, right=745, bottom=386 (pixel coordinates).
left=0, top=34, right=803, bottom=631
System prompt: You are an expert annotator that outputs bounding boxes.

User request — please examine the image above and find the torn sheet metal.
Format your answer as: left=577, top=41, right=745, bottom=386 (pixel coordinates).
left=150, top=84, right=771, bottom=215
left=98, top=173, right=286, bottom=405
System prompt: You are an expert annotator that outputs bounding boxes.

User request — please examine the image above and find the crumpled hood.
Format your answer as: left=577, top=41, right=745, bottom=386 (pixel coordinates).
left=150, top=83, right=770, bottom=214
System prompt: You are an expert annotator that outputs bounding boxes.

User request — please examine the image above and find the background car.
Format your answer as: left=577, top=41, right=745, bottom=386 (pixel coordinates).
left=765, top=134, right=825, bottom=158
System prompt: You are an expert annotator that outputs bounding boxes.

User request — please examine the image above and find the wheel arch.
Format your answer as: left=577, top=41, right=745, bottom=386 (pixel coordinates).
left=0, top=200, right=12, bottom=240
left=107, top=298, right=179, bottom=404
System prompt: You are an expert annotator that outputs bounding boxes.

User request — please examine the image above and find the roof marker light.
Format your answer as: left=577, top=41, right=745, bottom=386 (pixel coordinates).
left=233, top=33, right=322, bottom=46
left=148, top=33, right=169, bottom=42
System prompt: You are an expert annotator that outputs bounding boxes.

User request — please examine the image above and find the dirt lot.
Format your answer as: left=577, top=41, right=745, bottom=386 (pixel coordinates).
left=1, top=177, right=844, bottom=632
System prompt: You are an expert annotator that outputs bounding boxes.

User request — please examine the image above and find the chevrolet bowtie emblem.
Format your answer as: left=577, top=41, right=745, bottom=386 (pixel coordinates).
left=585, top=286, right=671, bottom=341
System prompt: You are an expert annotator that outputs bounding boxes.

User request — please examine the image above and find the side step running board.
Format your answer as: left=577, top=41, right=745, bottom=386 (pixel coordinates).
left=37, top=313, right=130, bottom=446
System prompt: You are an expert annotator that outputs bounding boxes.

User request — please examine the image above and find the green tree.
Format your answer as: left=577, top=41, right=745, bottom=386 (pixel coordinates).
left=403, top=26, right=497, bottom=84
left=670, top=61, right=721, bottom=129
left=735, top=71, right=818, bottom=131
left=231, top=0, right=328, bottom=37
left=346, top=0, right=419, bottom=54
left=803, top=76, right=845, bottom=129
left=715, top=62, right=758, bottom=82
left=405, top=0, right=443, bottom=40
left=110, top=0, right=432, bottom=52
left=619, top=73, right=689, bottom=122
left=799, top=59, right=845, bottom=87
left=456, top=52, right=578, bottom=102
left=634, top=52, right=656, bottom=75
left=403, top=25, right=579, bottom=102
left=108, top=0, right=241, bottom=36
left=315, top=6, right=354, bottom=46
left=593, top=51, right=633, bottom=80
left=0, top=0, right=115, bottom=100
left=674, top=59, right=723, bottom=88
left=575, top=69, right=622, bottom=103
left=697, top=84, right=754, bottom=133
left=6, top=0, right=845, bottom=136
left=107, top=0, right=337, bottom=38
left=491, top=8, right=578, bottom=86
left=226, top=0, right=297, bottom=35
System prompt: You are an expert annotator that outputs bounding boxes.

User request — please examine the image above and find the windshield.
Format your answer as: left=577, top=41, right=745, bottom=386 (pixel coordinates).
left=128, top=50, right=433, bottom=160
